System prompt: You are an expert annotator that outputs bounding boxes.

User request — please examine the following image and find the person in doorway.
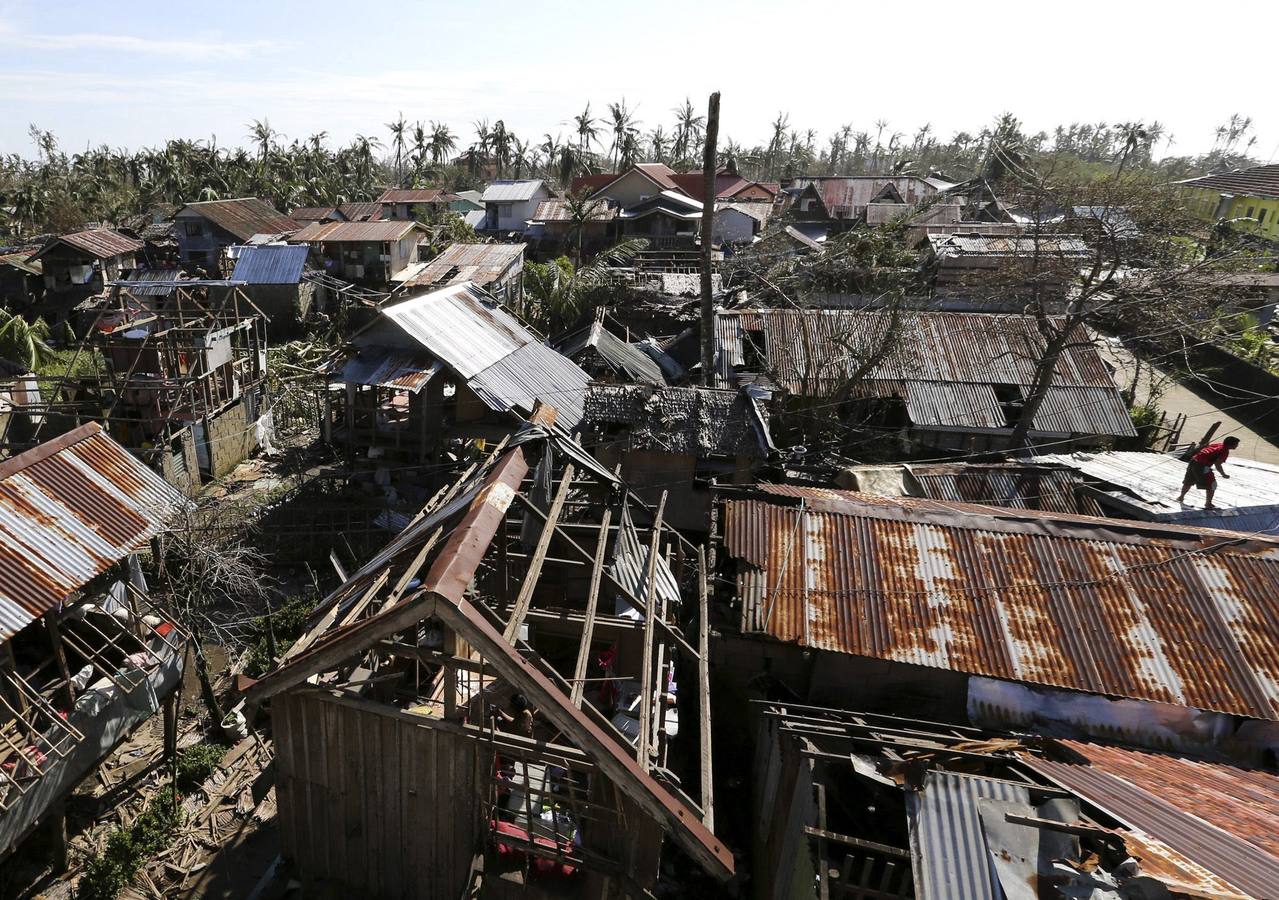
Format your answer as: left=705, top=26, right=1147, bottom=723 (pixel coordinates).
left=490, top=692, right=537, bottom=738
left=1177, top=436, right=1240, bottom=509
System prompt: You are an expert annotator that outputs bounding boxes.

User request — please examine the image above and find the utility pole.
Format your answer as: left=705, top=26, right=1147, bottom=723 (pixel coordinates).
left=700, top=91, right=721, bottom=387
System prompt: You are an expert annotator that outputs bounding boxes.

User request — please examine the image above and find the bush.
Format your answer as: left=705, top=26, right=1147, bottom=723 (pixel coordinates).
left=242, top=595, right=317, bottom=677
left=78, top=787, right=184, bottom=900
left=176, top=742, right=226, bottom=792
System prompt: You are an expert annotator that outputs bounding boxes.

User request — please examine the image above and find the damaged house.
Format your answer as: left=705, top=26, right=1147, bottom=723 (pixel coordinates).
left=399, top=242, right=526, bottom=308
left=714, top=308, right=1136, bottom=453
left=322, top=282, right=590, bottom=467
left=0, top=423, right=187, bottom=863
left=173, top=198, right=298, bottom=272
left=289, top=220, right=427, bottom=285
left=752, top=702, right=1279, bottom=899
left=27, top=229, right=143, bottom=323
left=921, top=233, right=1091, bottom=301
left=581, top=382, right=774, bottom=530
left=242, top=427, right=730, bottom=897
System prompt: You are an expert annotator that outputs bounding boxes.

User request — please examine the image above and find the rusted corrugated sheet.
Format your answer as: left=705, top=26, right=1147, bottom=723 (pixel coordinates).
left=908, top=464, right=1103, bottom=516
left=468, top=341, right=590, bottom=428
left=404, top=242, right=525, bottom=289
left=338, top=347, right=440, bottom=393
left=375, top=188, right=444, bottom=204
left=724, top=488, right=1279, bottom=721
left=0, top=423, right=187, bottom=639
left=1029, top=741, right=1279, bottom=898
left=181, top=198, right=298, bottom=240
left=290, top=221, right=419, bottom=243
left=30, top=228, right=143, bottom=261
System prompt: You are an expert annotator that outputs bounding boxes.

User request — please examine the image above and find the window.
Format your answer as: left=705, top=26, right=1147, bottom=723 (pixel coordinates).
left=183, top=220, right=204, bottom=237
left=1259, top=209, right=1268, bottom=225
left=1247, top=206, right=1256, bottom=218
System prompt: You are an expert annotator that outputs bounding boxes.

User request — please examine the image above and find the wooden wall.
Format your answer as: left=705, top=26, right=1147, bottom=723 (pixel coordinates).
left=273, top=689, right=483, bottom=899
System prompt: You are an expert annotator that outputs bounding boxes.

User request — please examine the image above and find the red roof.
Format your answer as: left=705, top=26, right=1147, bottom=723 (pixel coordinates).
left=670, top=172, right=778, bottom=200
left=30, top=228, right=143, bottom=261
left=568, top=174, right=618, bottom=196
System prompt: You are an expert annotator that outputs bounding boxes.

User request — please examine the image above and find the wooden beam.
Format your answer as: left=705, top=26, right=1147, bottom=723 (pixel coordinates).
left=637, top=492, right=667, bottom=771
left=514, top=494, right=699, bottom=660
left=503, top=462, right=574, bottom=643
left=802, top=827, right=911, bottom=860
left=284, top=568, right=389, bottom=662
left=432, top=593, right=735, bottom=881
left=570, top=508, right=612, bottom=708
left=697, top=545, right=714, bottom=832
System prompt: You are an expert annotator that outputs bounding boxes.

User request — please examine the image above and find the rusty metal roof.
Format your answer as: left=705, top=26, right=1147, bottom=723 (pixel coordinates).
left=178, top=198, right=298, bottom=241
left=1029, top=741, right=1279, bottom=897
left=333, top=346, right=440, bottom=394
left=724, top=486, right=1279, bottom=721
left=529, top=199, right=618, bottom=222
left=715, top=309, right=1133, bottom=436
left=290, top=220, right=422, bottom=243
left=403, top=242, right=525, bottom=289
left=0, top=423, right=187, bottom=639
left=30, top=228, right=143, bottom=262
left=289, top=206, right=339, bottom=222
left=1176, top=164, right=1279, bottom=201
left=336, top=201, right=383, bottom=222
left=838, top=462, right=1102, bottom=516
left=375, top=188, right=445, bottom=204
left=0, top=251, right=41, bottom=275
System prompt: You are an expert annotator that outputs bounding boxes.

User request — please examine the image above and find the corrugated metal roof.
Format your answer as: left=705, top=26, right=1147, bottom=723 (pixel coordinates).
left=337, top=346, right=439, bottom=393
left=1041, top=450, right=1279, bottom=531
left=231, top=244, right=309, bottom=285
left=30, top=228, right=143, bottom=262
left=289, top=206, right=338, bottom=222
left=907, top=770, right=1028, bottom=900
left=116, top=268, right=183, bottom=296
left=291, top=221, right=421, bottom=243
left=403, top=242, right=524, bottom=289
left=584, top=383, right=767, bottom=456
left=909, top=463, right=1102, bottom=516
left=529, top=199, right=618, bottom=223
left=480, top=180, right=546, bottom=203
left=608, top=503, right=682, bottom=613
left=1029, top=741, right=1279, bottom=898
left=469, top=340, right=590, bottom=428
left=553, top=321, right=665, bottom=385
left=375, top=188, right=445, bottom=204
left=716, top=309, right=1134, bottom=437
left=1176, top=164, right=1279, bottom=201
left=927, top=233, right=1091, bottom=258
left=0, top=252, right=41, bottom=275
left=0, top=423, right=187, bottom=639
left=724, top=486, right=1279, bottom=721
left=379, top=282, right=534, bottom=379
left=793, top=176, right=945, bottom=218
left=337, top=201, right=383, bottom=222
left=178, top=198, right=298, bottom=241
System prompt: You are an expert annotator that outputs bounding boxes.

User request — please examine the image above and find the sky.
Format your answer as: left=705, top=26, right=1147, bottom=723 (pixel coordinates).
left=0, top=0, right=1275, bottom=164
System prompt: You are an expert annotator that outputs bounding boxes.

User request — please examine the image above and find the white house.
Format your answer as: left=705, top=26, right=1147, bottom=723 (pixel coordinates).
left=480, top=180, right=552, bottom=233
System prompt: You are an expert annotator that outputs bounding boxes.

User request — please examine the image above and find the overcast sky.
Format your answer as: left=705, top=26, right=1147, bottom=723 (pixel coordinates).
left=1, top=0, right=1275, bottom=163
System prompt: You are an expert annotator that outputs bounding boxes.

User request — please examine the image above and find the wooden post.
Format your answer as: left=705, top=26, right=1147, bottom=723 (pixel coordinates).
left=48, top=800, right=69, bottom=874
left=44, top=613, right=75, bottom=709
left=636, top=492, right=667, bottom=770
left=697, top=546, right=715, bottom=832
left=503, top=463, right=575, bottom=643
left=571, top=509, right=613, bottom=708
left=699, top=91, right=721, bottom=387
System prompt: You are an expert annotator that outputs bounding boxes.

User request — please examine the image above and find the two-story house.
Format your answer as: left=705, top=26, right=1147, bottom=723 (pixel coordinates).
left=173, top=198, right=298, bottom=272
left=479, top=180, right=552, bottom=233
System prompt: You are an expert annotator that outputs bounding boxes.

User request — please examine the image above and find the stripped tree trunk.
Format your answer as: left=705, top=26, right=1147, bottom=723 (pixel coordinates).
left=700, top=92, right=721, bottom=387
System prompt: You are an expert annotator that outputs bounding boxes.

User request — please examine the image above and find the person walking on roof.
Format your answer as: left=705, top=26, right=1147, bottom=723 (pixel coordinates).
left=1177, top=436, right=1240, bottom=509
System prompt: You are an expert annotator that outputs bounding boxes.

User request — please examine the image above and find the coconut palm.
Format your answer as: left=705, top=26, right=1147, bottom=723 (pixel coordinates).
left=387, top=112, right=408, bottom=187
left=428, top=121, right=456, bottom=165
left=0, top=310, right=54, bottom=371
left=522, top=238, right=648, bottom=332
left=573, top=103, right=600, bottom=157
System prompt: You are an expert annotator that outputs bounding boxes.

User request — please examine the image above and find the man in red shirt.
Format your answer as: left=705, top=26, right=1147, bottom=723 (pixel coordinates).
left=1177, top=436, right=1240, bottom=509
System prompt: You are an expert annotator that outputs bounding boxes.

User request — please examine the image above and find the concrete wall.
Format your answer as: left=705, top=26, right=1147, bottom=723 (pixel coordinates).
left=204, top=396, right=259, bottom=479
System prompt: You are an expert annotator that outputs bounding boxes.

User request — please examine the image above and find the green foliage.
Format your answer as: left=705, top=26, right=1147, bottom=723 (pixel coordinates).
left=419, top=211, right=479, bottom=259
left=78, top=787, right=184, bottom=900
left=0, top=311, right=53, bottom=371
left=521, top=239, right=646, bottom=334
left=176, top=742, right=227, bottom=792
left=1221, top=313, right=1275, bottom=370
left=242, top=594, right=318, bottom=677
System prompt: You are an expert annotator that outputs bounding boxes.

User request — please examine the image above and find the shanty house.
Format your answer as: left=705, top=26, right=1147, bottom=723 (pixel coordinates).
left=322, top=282, right=590, bottom=465
left=289, top=220, right=427, bottom=285
left=714, top=202, right=771, bottom=246
left=582, top=382, right=774, bottom=530
left=376, top=188, right=448, bottom=221
left=480, top=180, right=552, bottom=233
left=228, top=244, right=314, bottom=338
left=715, top=308, right=1136, bottom=452
left=173, top=198, right=297, bottom=272
left=0, top=251, right=43, bottom=313
left=242, top=430, right=731, bottom=897
left=751, top=702, right=1279, bottom=900
left=400, top=242, right=525, bottom=308
left=715, top=484, right=1279, bottom=739
left=922, top=233, right=1091, bottom=298
left=0, top=423, right=187, bottom=863
left=27, top=229, right=143, bottom=321
left=288, top=206, right=343, bottom=226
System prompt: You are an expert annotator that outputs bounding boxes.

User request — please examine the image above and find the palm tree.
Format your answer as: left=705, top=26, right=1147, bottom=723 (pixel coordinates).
left=647, top=126, right=668, bottom=164
left=387, top=112, right=408, bottom=187
left=573, top=103, right=600, bottom=157
left=671, top=98, right=705, bottom=168
left=562, top=193, right=606, bottom=265
left=607, top=99, right=640, bottom=172
left=522, top=238, right=648, bottom=332
left=428, top=121, right=456, bottom=165
left=0, top=310, right=53, bottom=371
left=247, top=118, right=277, bottom=165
